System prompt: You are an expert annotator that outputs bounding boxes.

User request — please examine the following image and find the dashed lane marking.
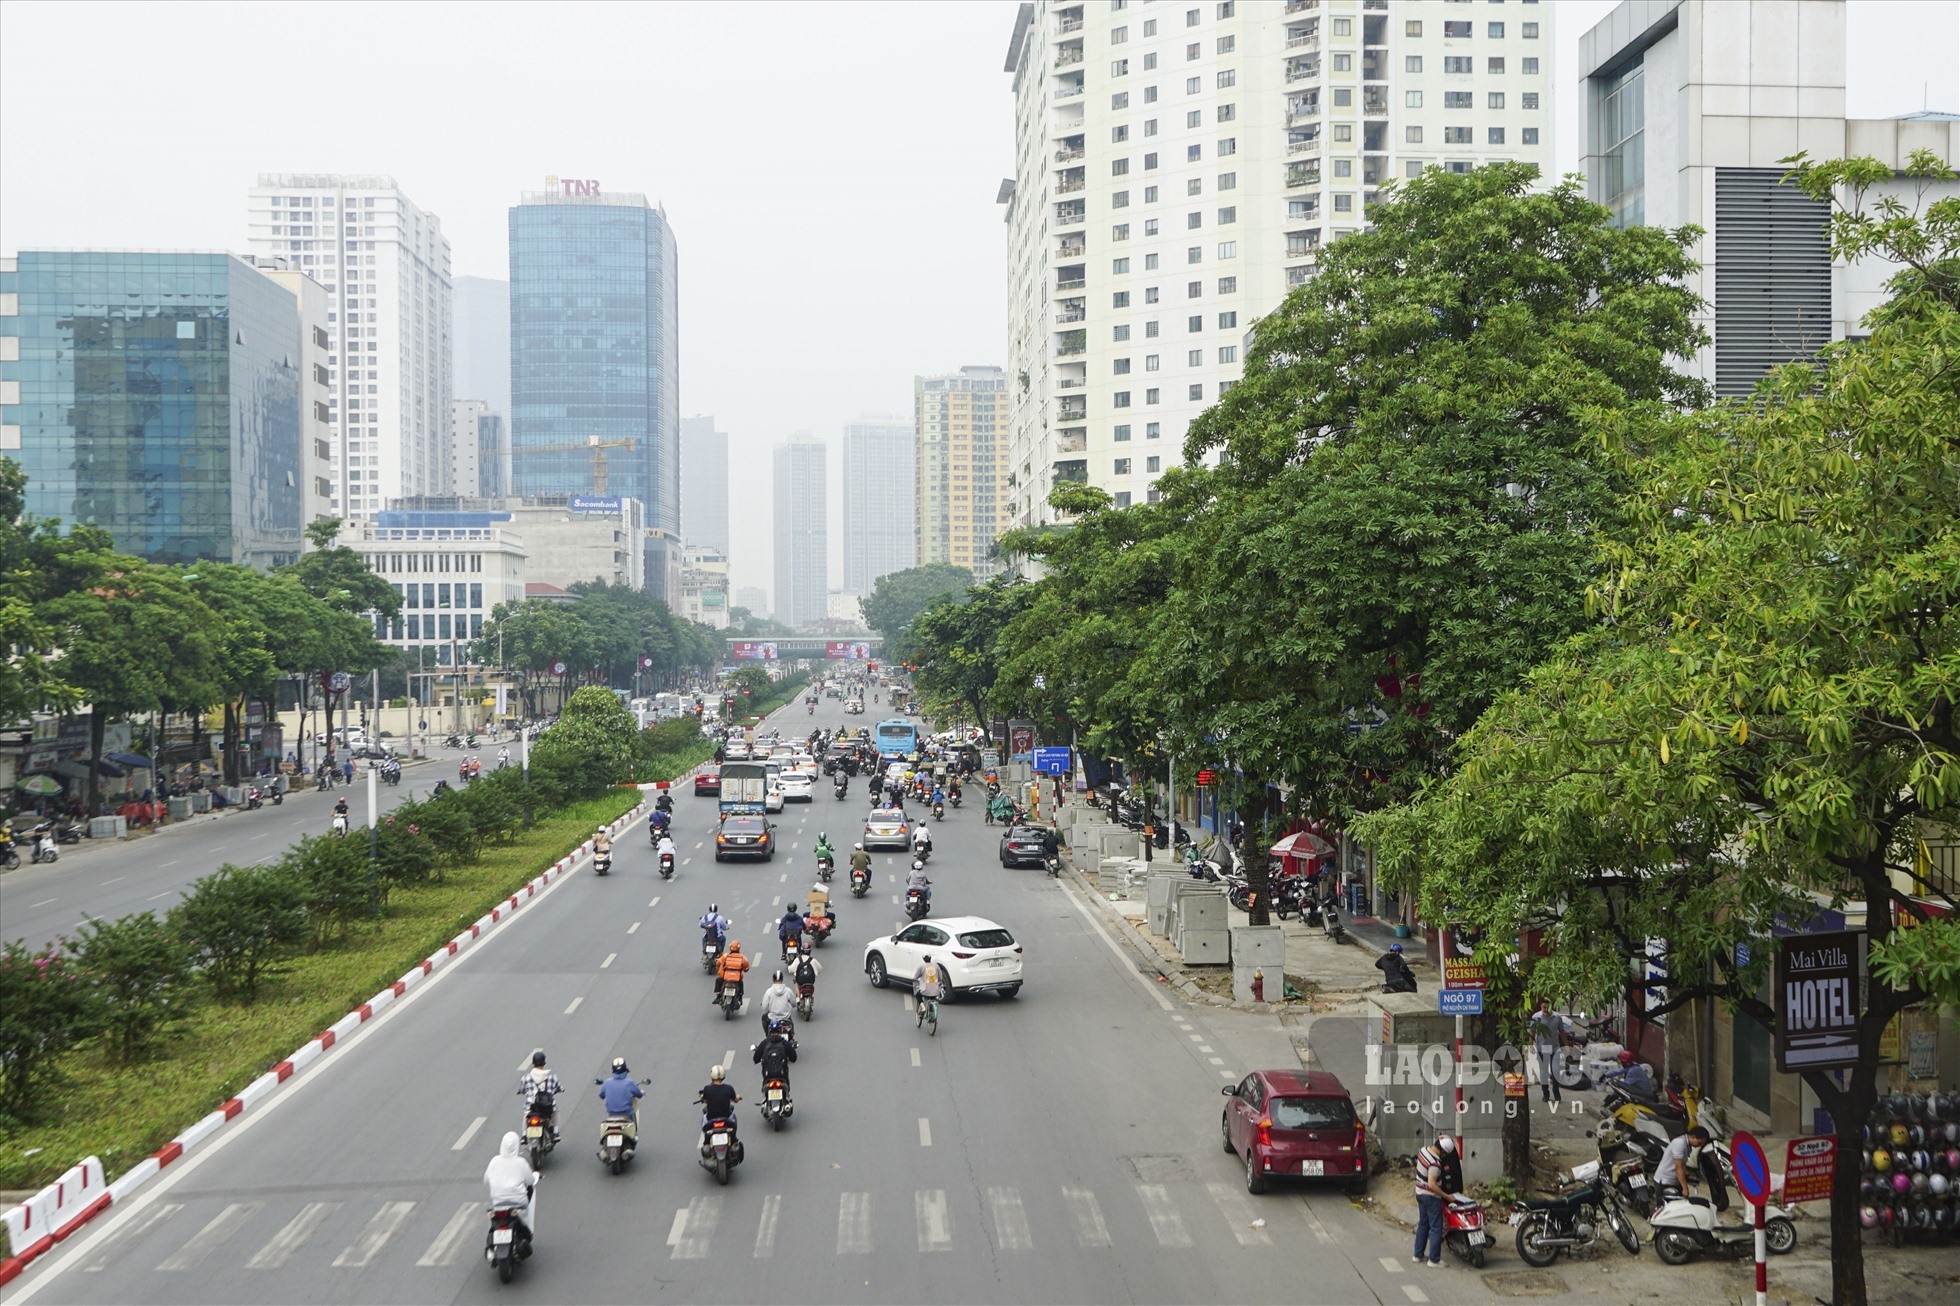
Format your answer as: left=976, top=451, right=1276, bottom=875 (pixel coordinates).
left=564, top=996, right=582, bottom=1015
left=601, top=952, right=617, bottom=969
left=918, top=1117, right=932, bottom=1147
left=628, top=921, right=641, bottom=934
left=910, top=1047, right=921, bottom=1068
left=451, top=1116, right=486, bottom=1151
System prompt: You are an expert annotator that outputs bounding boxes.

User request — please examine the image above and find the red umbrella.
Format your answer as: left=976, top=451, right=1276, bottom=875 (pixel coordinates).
left=1269, top=830, right=1334, bottom=858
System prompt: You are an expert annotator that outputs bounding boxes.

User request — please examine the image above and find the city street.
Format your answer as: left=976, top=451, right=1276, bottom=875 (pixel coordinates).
left=4, top=694, right=1472, bottom=1306
left=1, top=750, right=473, bottom=955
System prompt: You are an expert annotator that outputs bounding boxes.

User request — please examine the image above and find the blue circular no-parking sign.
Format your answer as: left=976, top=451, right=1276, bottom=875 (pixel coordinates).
left=1730, top=1130, right=1770, bottom=1207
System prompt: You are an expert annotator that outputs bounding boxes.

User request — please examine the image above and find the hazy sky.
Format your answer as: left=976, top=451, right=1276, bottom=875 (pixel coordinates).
left=3, top=0, right=1954, bottom=605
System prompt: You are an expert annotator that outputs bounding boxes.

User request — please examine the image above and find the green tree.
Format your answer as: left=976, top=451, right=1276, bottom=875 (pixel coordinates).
left=283, top=517, right=401, bottom=747
left=475, top=597, right=590, bottom=719
left=0, top=460, right=83, bottom=722
left=66, top=912, right=195, bottom=1063
left=171, top=864, right=308, bottom=1003
left=907, top=576, right=1034, bottom=727
left=528, top=684, right=636, bottom=802
left=860, top=563, right=976, bottom=651
left=1357, top=153, right=1960, bottom=1306
left=286, top=834, right=377, bottom=948
left=0, top=941, right=97, bottom=1121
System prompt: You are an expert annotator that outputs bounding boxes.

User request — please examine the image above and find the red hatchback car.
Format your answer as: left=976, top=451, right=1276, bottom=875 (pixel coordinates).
left=694, top=769, right=720, bottom=796
left=1221, top=1069, right=1368, bottom=1195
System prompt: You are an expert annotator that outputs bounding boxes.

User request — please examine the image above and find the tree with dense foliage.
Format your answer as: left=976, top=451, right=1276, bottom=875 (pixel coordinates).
left=65, top=913, right=195, bottom=1063
left=0, top=460, right=85, bottom=723
left=0, top=941, right=96, bottom=1121
left=171, top=863, right=309, bottom=1003
left=528, top=685, right=637, bottom=803
left=860, top=563, right=975, bottom=654
left=1356, top=153, right=1960, bottom=1306
left=282, top=518, right=401, bottom=750
left=906, top=576, right=1034, bottom=727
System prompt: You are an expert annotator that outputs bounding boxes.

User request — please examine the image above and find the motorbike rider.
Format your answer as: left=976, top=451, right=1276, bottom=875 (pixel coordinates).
left=1652, top=1125, right=1714, bottom=1202
left=930, top=784, right=946, bottom=812
left=1375, top=943, right=1419, bottom=994
left=593, top=826, right=613, bottom=861
left=912, top=824, right=933, bottom=859
left=498, top=745, right=512, bottom=768
left=777, top=906, right=806, bottom=957
left=650, top=806, right=673, bottom=837
left=759, top=969, right=797, bottom=1038
left=518, top=1049, right=564, bottom=1142
left=1601, top=1050, right=1658, bottom=1097
left=713, top=940, right=750, bottom=1006
left=813, top=831, right=835, bottom=866
left=332, top=796, right=351, bottom=833
left=482, top=1131, right=538, bottom=1258
left=597, top=1056, right=644, bottom=1155
left=656, top=830, right=679, bottom=866
left=753, top=1023, right=798, bottom=1094
left=906, top=860, right=932, bottom=909
left=806, top=880, right=832, bottom=922
left=697, top=1065, right=741, bottom=1140
left=793, top=948, right=819, bottom=1000
left=699, top=903, right=730, bottom=956
left=848, top=842, right=872, bottom=882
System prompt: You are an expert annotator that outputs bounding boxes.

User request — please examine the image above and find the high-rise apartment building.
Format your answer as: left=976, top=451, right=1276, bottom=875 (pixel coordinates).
left=772, top=435, right=829, bottom=630
left=915, top=366, right=1010, bottom=578
left=1001, top=0, right=1553, bottom=526
left=734, top=586, right=769, bottom=622
left=508, top=183, right=680, bottom=599
left=450, top=399, right=487, bottom=497
left=253, top=262, right=338, bottom=531
left=679, top=414, right=729, bottom=556
left=246, top=174, right=453, bottom=522
left=841, top=418, right=918, bottom=595
left=0, top=251, right=307, bottom=568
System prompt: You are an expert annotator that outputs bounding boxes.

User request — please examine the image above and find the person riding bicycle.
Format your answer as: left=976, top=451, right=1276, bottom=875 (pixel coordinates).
left=912, top=953, right=946, bottom=1015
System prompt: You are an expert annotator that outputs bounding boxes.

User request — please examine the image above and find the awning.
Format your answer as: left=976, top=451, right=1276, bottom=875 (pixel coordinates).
left=52, top=758, right=126, bottom=781
left=106, top=751, right=154, bottom=769
left=1270, top=830, right=1334, bottom=859
left=15, top=774, right=64, bottom=797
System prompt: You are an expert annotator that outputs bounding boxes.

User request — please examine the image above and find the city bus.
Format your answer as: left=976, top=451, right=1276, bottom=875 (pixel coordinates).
left=874, top=719, right=919, bottom=760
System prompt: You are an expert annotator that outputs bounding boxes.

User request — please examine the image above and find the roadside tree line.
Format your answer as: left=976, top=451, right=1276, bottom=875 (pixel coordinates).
left=471, top=582, right=720, bottom=720
left=903, top=158, right=1959, bottom=1306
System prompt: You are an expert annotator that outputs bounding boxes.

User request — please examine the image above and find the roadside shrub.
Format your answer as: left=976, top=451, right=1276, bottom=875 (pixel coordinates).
left=453, top=768, right=524, bottom=844
left=530, top=685, right=635, bottom=802
left=66, top=913, right=195, bottom=1063
left=170, top=863, right=308, bottom=1003
left=287, top=834, right=376, bottom=948
left=373, top=810, right=440, bottom=899
left=0, top=941, right=97, bottom=1121
left=405, top=792, right=481, bottom=867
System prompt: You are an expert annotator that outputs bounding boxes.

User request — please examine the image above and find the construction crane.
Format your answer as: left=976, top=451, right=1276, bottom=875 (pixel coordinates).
left=520, top=435, right=638, bottom=496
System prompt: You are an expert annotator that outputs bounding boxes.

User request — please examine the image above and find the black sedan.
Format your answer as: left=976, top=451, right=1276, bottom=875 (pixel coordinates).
left=999, top=824, right=1059, bottom=868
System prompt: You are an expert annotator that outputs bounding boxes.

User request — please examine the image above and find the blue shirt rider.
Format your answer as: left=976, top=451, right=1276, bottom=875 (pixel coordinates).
left=597, top=1058, right=644, bottom=1152
left=931, top=786, right=946, bottom=807
left=778, top=907, right=805, bottom=945
left=699, top=906, right=730, bottom=951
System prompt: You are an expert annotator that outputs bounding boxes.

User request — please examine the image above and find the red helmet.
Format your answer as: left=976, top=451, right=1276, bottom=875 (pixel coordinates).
left=1617, top=1051, right=1636, bottom=1067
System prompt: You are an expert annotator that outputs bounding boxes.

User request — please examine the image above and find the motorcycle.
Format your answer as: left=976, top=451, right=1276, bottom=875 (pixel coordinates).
left=1509, top=1166, right=1641, bottom=1266
left=270, top=784, right=284, bottom=806
left=523, top=1092, right=558, bottom=1169
left=1043, top=852, right=1062, bottom=879
left=1271, top=875, right=1312, bottom=920
left=796, top=979, right=816, bottom=1021
left=655, top=792, right=674, bottom=815
left=1650, top=1187, right=1797, bottom=1264
left=803, top=914, right=833, bottom=949
left=850, top=866, right=870, bottom=898
left=949, top=789, right=962, bottom=808
left=912, top=838, right=932, bottom=865
left=245, top=788, right=264, bottom=811
left=444, top=734, right=464, bottom=749
left=30, top=824, right=60, bottom=864
left=721, top=982, right=744, bottom=1021
left=659, top=851, right=676, bottom=880
left=698, top=1114, right=743, bottom=1186
left=816, top=854, right=834, bottom=882
left=597, top=1113, right=636, bottom=1175
left=594, top=848, right=612, bottom=876
left=759, top=1076, right=794, bottom=1131
left=1444, top=1193, right=1490, bottom=1268
left=701, top=935, right=723, bottom=972
left=484, top=1186, right=536, bottom=1284
left=833, top=778, right=848, bottom=801
left=0, top=840, right=19, bottom=870
left=466, top=734, right=480, bottom=749
left=932, top=801, right=944, bottom=821
left=1320, top=890, right=1346, bottom=942
left=330, top=813, right=350, bottom=838
left=905, top=887, right=930, bottom=921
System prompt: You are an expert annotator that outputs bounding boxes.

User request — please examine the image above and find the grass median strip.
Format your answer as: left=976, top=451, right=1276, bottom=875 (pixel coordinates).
left=0, top=788, right=639, bottom=1192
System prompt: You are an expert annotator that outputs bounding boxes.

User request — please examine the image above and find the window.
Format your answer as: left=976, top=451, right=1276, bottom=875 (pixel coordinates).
left=1406, top=55, right=1423, bottom=72
left=1217, top=69, right=1235, bottom=88
left=1144, top=185, right=1159, bottom=202
left=1187, top=109, right=1202, bottom=128
left=1217, top=1, right=1233, bottom=17
left=1113, top=257, right=1131, bottom=274
left=1488, top=127, right=1505, bottom=144
left=1187, top=349, right=1204, bottom=366
left=1187, top=42, right=1201, bottom=60
left=1332, top=17, right=1351, bottom=36
left=1188, top=384, right=1204, bottom=400
left=1334, top=158, right=1353, bottom=177
left=1219, top=310, right=1238, bottom=327
left=1112, top=59, right=1129, bottom=76
left=1406, top=160, right=1426, bottom=178
left=1217, top=240, right=1237, bottom=258
left=1218, top=205, right=1236, bottom=224
left=1406, top=90, right=1425, bottom=110
left=1333, top=52, right=1352, bottom=72
left=1112, top=125, right=1129, bottom=142
left=1216, top=35, right=1234, bottom=53
left=1145, top=218, right=1160, bottom=235
left=1146, top=353, right=1161, bottom=370
left=1522, top=56, right=1539, bottom=74
left=1113, top=190, right=1130, bottom=207
left=1187, top=245, right=1202, bottom=263
left=1146, top=388, right=1161, bottom=404
left=1143, top=51, right=1158, bottom=69
left=1113, top=222, right=1130, bottom=240
left=1145, top=319, right=1160, bottom=337
left=1487, top=22, right=1505, bottom=38
left=1219, top=345, right=1238, bottom=364
left=1219, top=275, right=1237, bottom=294
left=1406, top=20, right=1423, bottom=36
left=1187, top=315, right=1204, bottom=332
left=1187, top=144, right=1202, bottom=161
left=1114, top=324, right=1131, bottom=341
left=1445, top=91, right=1473, bottom=108
left=1489, top=91, right=1506, bottom=109
left=1147, top=456, right=1162, bottom=473
left=1490, top=56, right=1508, bottom=74
left=1445, top=55, right=1472, bottom=73
left=1186, top=7, right=1200, bottom=25
left=1444, top=21, right=1470, bottom=38
left=1522, top=91, right=1539, bottom=109
left=1186, top=77, right=1201, bottom=94
left=1218, top=171, right=1236, bottom=189
left=1112, top=25, right=1127, bottom=42
left=1405, top=125, right=1424, bottom=143
left=1113, top=291, right=1131, bottom=307
left=1522, top=21, right=1539, bottom=38
left=1218, top=102, right=1235, bottom=122
left=1444, top=125, right=1473, bottom=144
left=1334, top=193, right=1354, bottom=212
left=1145, top=252, right=1160, bottom=269
left=1114, top=491, right=1133, bottom=507
left=1145, top=83, right=1158, bottom=101
left=1522, top=127, right=1539, bottom=146
left=1218, top=136, right=1236, bottom=155
left=1114, top=458, right=1132, bottom=475
left=1145, top=151, right=1159, bottom=169
left=1147, top=421, right=1162, bottom=438
left=1145, top=286, right=1161, bottom=303
left=1113, top=395, right=1131, bottom=411
left=1113, top=158, right=1130, bottom=175
left=1144, top=18, right=1157, bottom=35
left=1333, top=87, right=1352, bottom=106
left=1332, top=123, right=1353, bottom=141
left=1447, top=160, right=1474, bottom=174
left=1114, top=424, right=1132, bottom=441
left=1187, top=279, right=1203, bottom=297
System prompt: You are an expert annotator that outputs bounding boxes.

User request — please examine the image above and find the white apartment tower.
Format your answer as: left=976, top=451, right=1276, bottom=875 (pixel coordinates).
left=772, top=435, right=829, bottom=630
left=841, top=418, right=918, bottom=595
left=1001, top=0, right=1553, bottom=526
left=247, top=175, right=453, bottom=522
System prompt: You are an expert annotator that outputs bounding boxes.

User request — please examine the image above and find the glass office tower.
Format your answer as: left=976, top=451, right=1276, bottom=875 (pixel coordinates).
left=0, top=251, right=305, bottom=567
left=508, top=187, right=679, bottom=596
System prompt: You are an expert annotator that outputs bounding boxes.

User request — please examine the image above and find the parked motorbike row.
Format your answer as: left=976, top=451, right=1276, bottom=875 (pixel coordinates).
left=0, top=820, right=83, bottom=867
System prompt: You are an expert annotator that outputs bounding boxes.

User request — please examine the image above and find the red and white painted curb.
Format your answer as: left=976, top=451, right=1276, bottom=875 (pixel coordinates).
left=0, top=802, right=646, bottom=1287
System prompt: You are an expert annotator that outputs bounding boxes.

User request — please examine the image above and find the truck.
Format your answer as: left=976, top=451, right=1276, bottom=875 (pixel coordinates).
left=718, top=761, right=769, bottom=816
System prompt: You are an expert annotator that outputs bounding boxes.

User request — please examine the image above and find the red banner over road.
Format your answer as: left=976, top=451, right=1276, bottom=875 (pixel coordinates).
left=825, top=641, right=872, bottom=659
left=729, top=641, right=779, bottom=661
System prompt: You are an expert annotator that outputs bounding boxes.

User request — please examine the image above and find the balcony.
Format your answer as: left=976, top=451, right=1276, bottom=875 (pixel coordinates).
left=1286, top=33, right=1320, bottom=52
left=1055, top=83, right=1084, bottom=100
left=1055, top=47, right=1083, bottom=69
left=1056, top=301, right=1086, bottom=324
left=1057, top=241, right=1085, bottom=258
left=1052, top=459, right=1089, bottom=487
left=1055, top=204, right=1085, bottom=228
left=1287, top=137, right=1322, bottom=156
left=1055, top=147, right=1085, bottom=163
left=1056, top=428, right=1088, bottom=453
left=1363, top=88, right=1389, bottom=117
left=1056, top=378, right=1085, bottom=390
left=1057, top=176, right=1086, bottom=195
left=1286, top=103, right=1321, bottom=123
left=1286, top=164, right=1321, bottom=189
left=1287, top=60, right=1320, bottom=83
left=1056, top=277, right=1085, bottom=292
left=1057, top=17, right=1082, bottom=35
left=1285, top=0, right=1318, bottom=12
left=1057, top=402, right=1087, bottom=422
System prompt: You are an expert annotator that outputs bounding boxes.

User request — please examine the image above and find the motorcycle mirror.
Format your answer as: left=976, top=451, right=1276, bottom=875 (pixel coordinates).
left=1220, top=1085, right=1236, bottom=1097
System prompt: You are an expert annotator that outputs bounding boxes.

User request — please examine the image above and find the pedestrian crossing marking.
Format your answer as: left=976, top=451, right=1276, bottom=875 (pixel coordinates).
left=916, top=1188, right=952, bottom=1252
left=415, top=1201, right=482, bottom=1268
left=333, top=1200, right=415, bottom=1267
left=753, top=1194, right=781, bottom=1258
left=80, top=1203, right=180, bottom=1272
left=247, top=1201, right=339, bottom=1268
left=157, top=1201, right=260, bottom=1271
left=837, top=1191, right=873, bottom=1254
left=669, top=1195, right=721, bottom=1259
left=1136, top=1184, right=1192, bottom=1248
left=985, top=1186, right=1032, bottom=1253
left=1063, top=1186, right=1111, bottom=1248
left=1206, top=1182, right=1271, bottom=1246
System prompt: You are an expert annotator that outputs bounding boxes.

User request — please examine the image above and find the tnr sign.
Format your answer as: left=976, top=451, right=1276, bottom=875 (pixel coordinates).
left=558, top=178, right=601, bottom=197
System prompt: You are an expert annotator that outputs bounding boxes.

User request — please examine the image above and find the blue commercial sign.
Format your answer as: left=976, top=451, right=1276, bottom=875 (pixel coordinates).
left=1437, top=989, right=1484, bottom=1016
left=1032, top=746, right=1072, bottom=776
left=569, top=496, right=624, bottom=513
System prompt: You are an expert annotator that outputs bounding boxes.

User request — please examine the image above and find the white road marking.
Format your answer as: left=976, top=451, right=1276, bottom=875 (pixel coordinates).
left=209, top=845, right=228, bottom=854
left=628, top=921, right=641, bottom=935
left=1137, top=1184, right=1191, bottom=1248
left=160, top=860, right=180, bottom=867
left=1380, top=1255, right=1405, bottom=1273
left=30, top=898, right=56, bottom=908
left=772, top=895, right=781, bottom=907
left=918, top=1117, right=932, bottom=1147
left=157, top=1202, right=260, bottom=1270
left=247, top=1201, right=339, bottom=1268
left=753, top=1193, right=781, bottom=1258
left=79, top=1202, right=181, bottom=1272
left=1063, top=1187, right=1110, bottom=1248
left=836, top=1192, right=872, bottom=1254
left=915, top=1189, right=952, bottom=1252
left=101, top=876, right=124, bottom=886
left=564, top=996, right=582, bottom=1015
left=1209, top=1057, right=1227, bottom=1066
left=986, top=1186, right=1033, bottom=1252
left=1206, top=1182, right=1272, bottom=1246
left=722, top=1049, right=736, bottom=1070
left=779, top=873, right=787, bottom=883
left=415, top=1201, right=482, bottom=1267
left=1058, top=873, right=1175, bottom=1012
left=669, top=1195, right=721, bottom=1259
left=1188, top=1034, right=1205, bottom=1042
left=1198, top=1044, right=1214, bottom=1053
left=1402, top=1287, right=1430, bottom=1304
left=910, top=1047, right=921, bottom=1068
left=333, top=1201, right=416, bottom=1267
left=148, top=892, right=172, bottom=901
left=451, top=1115, right=487, bottom=1151
left=601, top=952, right=616, bottom=969
left=694, top=841, right=703, bottom=849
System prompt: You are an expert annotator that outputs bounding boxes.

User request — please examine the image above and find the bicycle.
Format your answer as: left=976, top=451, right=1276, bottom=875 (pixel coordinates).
left=915, top=991, right=940, bottom=1036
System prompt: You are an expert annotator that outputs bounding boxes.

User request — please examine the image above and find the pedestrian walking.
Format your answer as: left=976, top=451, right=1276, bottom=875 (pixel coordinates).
left=1527, top=999, right=1575, bottom=1104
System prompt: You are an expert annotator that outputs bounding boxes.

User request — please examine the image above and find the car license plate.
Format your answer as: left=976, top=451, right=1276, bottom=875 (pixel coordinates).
left=768, top=1089, right=784, bottom=1100
left=1301, top=1160, right=1324, bottom=1176
left=711, top=1132, right=729, bottom=1145
left=493, top=1228, right=514, bottom=1244
left=1469, top=1230, right=1487, bottom=1246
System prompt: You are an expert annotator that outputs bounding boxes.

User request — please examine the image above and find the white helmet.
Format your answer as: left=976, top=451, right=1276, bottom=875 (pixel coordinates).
left=912, top=859, right=925, bottom=872
left=854, top=841, right=864, bottom=850
left=1437, top=1134, right=1457, bottom=1153
left=710, top=1064, right=726, bottom=1082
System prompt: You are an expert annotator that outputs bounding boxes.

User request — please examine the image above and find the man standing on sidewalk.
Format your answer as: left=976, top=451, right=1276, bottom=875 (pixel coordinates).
left=1411, top=1136, right=1447, bottom=1267
left=1527, top=999, right=1574, bottom=1104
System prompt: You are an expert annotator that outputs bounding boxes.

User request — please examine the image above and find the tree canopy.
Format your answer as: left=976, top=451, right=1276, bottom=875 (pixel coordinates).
left=860, top=563, right=976, bottom=654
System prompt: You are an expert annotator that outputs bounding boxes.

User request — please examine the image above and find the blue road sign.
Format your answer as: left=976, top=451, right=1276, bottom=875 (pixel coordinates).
left=1438, top=989, right=1484, bottom=1015
left=1730, top=1131, right=1770, bottom=1207
left=1032, top=746, right=1072, bottom=776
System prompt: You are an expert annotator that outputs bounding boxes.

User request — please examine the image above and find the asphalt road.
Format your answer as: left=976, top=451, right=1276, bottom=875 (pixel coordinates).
left=10, top=694, right=1483, bottom=1306
left=0, top=753, right=483, bottom=954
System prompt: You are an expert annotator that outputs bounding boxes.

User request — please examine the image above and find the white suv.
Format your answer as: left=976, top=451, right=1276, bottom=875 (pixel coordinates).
left=863, top=916, right=1023, bottom=999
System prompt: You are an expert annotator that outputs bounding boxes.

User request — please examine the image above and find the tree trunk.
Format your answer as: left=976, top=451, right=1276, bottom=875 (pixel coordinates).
left=221, top=696, right=241, bottom=788
left=1237, top=779, right=1274, bottom=927
left=86, top=710, right=106, bottom=821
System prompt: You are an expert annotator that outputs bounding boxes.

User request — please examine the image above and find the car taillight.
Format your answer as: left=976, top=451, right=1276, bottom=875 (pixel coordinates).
left=1258, top=1118, right=1272, bottom=1148
left=1013, top=946, right=1023, bottom=953
left=951, top=950, right=975, bottom=959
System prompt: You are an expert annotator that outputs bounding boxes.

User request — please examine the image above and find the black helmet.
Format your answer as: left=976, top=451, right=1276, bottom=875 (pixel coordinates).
left=708, top=902, right=719, bottom=914
left=532, top=1049, right=547, bottom=1067
left=773, top=969, right=784, bottom=983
